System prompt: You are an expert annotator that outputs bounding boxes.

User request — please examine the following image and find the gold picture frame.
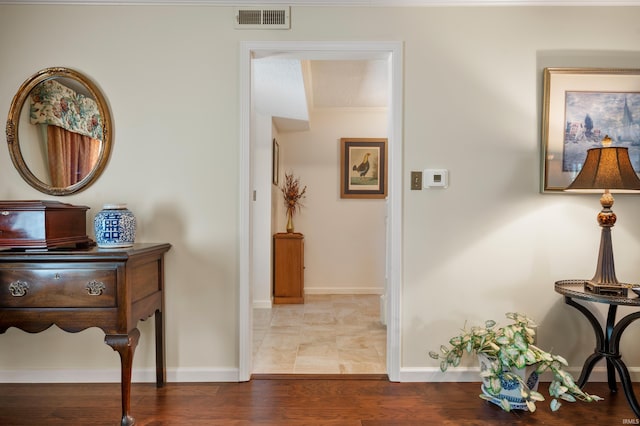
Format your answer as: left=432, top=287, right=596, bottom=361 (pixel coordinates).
left=541, top=67, right=640, bottom=192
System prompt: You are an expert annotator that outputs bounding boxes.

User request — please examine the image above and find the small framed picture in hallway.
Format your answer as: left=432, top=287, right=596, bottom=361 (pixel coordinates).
left=272, top=138, right=280, bottom=185
left=340, top=138, right=387, bottom=199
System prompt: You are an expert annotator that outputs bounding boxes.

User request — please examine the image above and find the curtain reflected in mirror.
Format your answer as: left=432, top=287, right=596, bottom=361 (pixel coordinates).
left=30, top=78, right=102, bottom=186
left=6, top=67, right=112, bottom=195
left=46, top=126, right=100, bottom=186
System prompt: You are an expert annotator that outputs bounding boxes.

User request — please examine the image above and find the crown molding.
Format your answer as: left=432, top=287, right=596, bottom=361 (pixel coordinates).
left=1, top=0, right=639, bottom=7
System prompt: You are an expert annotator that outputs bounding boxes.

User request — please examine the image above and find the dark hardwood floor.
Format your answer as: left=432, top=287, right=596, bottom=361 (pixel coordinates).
left=0, top=376, right=636, bottom=425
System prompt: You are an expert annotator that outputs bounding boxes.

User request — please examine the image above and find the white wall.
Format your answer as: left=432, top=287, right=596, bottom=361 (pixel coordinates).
left=1, top=4, right=640, bottom=382
left=278, top=108, right=388, bottom=293
left=251, top=112, right=275, bottom=308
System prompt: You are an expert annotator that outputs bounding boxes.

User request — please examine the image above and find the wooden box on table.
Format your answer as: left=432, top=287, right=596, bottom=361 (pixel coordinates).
left=0, top=200, right=91, bottom=249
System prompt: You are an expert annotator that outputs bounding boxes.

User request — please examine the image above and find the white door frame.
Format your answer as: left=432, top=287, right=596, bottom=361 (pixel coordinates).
left=238, top=41, right=403, bottom=381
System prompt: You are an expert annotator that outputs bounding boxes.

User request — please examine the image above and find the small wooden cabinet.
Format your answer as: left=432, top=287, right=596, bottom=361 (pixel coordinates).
left=273, top=232, right=304, bottom=304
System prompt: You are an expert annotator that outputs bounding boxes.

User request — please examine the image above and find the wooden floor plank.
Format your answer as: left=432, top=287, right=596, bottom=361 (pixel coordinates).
left=0, top=380, right=636, bottom=425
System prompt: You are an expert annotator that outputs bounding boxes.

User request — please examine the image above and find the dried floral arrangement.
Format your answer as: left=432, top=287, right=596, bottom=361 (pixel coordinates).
left=281, top=172, right=307, bottom=216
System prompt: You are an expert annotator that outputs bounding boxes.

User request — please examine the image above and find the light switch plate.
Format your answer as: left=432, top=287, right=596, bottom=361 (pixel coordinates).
left=410, top=171, right=422, bottom=190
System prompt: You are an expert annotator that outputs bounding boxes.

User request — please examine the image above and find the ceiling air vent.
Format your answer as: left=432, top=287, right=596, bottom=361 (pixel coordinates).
left=234, top=6, right=290, bottom=30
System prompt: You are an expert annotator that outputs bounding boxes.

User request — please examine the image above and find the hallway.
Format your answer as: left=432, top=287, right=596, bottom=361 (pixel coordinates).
left=252, top=294, right=386, bottom=374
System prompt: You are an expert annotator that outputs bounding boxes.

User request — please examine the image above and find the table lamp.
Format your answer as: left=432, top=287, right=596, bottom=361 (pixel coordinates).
left=565, top=135, right=640, bottom=296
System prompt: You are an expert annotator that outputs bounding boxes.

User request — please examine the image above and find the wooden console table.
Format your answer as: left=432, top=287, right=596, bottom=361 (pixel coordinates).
left=0, top=243, right=171, bottom=426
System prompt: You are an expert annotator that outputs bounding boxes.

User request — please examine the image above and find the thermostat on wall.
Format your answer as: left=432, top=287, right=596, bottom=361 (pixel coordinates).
left=423, top=169, right=448, bottom=188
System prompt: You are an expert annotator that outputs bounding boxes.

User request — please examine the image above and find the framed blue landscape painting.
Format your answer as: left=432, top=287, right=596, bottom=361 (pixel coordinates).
left=542, top=68, right=640, bottom=192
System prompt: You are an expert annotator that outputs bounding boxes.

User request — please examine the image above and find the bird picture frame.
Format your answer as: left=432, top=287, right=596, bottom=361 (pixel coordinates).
left=340, top=137, right=387, bottom=199
left=272, top=138, right=280, bottom=185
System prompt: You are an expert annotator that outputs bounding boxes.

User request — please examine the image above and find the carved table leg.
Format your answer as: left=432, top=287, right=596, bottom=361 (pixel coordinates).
left=565, top=295, right=640, bottom=418
left=609, top=308, right=640, bottom=418
left=155, top=309, right=166, bottom=387
left=105, top=329, right=141, bottom=426
left=564, top=296, right=607, bottom=388
left=604, top=305, right=618, bottom=392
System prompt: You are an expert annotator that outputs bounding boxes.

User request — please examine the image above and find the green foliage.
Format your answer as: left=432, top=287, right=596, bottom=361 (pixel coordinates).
left=429, top=312, right=602, bottom=413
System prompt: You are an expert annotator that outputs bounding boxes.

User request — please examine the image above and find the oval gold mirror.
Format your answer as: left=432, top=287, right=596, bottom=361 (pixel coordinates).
left=6, top=67, right=112, bottom=195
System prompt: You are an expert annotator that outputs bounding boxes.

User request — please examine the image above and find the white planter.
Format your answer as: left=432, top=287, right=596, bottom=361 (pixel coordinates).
left=477, top=353, right=540, bottom=411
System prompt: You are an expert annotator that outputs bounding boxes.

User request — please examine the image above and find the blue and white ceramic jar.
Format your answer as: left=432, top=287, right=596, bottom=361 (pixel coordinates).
left=94, top=204, right=136, bottom=248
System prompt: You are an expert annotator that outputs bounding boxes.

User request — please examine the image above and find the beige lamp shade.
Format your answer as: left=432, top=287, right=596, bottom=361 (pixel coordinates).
left=566, top=146, right=640, bottom=193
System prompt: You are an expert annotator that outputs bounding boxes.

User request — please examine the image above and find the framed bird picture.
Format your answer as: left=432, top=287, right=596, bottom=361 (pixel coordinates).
left=272, top=138, right=280, bottom=185
left=340, top=137, right=387, bottom=199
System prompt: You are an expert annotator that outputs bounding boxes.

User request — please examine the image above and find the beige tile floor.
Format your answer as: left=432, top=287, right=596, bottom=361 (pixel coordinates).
left=252, top=294, right=386, bottom=374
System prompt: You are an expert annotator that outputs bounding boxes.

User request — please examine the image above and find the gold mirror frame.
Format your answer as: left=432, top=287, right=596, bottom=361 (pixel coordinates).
left=6, top=67, right=113, bottom=195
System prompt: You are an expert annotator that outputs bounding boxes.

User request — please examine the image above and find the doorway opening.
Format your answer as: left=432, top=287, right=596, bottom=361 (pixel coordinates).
left=239, top=41, right=403, bottom=382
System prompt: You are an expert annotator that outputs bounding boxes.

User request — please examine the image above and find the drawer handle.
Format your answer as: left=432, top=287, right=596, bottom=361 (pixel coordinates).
left=9, top=281, right=29, bottom=297
left=86, top=281, right=106, bottom=296
left=0, top=211, right=9, bottom=216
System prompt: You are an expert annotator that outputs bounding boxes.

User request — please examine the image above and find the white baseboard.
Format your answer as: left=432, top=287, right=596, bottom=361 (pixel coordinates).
left=0, top=369, right=122, bottom=383
left=304, top=287, right=384, bottom=295
left=3, top=365, right=639, bottom=384
left=252, top=289, right=384, bottom=309
left=0, top=367, right=240, bottom=383
left=397, top=366, right=640, bottom=383
left=252, top=299, right=272, bottom=309
left=171, top=367, right=240, bottom=382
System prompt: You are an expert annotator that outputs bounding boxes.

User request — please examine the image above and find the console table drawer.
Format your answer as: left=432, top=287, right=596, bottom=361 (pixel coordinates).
left=0, top=268, right=117, bottom=308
